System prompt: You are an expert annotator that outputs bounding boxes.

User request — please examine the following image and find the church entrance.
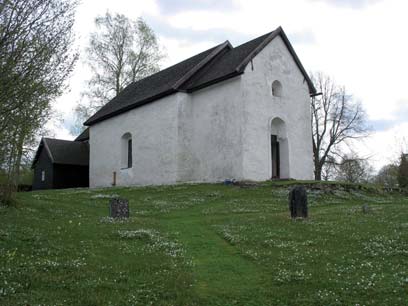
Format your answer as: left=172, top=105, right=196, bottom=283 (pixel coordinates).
left=271, top=135, right=280, bottom=178
left=270, top=117, right=289, bottom=179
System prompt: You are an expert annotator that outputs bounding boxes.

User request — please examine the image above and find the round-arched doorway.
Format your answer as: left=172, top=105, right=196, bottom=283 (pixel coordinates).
left=270, top=117, right=290, bottom=179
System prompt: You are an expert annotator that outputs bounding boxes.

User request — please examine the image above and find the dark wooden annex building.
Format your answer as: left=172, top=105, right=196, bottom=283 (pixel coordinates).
left=31, top=129, right=89, bottom=190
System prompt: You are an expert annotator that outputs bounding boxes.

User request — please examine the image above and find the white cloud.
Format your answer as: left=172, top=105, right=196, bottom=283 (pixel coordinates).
left=159, top=37, right=216, bottom=67
left=356, top=122, right=408, bottom=170
left=49, top=0, right=408, bottom=170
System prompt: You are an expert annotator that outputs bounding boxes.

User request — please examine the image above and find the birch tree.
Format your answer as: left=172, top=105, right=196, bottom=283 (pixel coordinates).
left=73, top=12, right=164, bottom=132
left=0, top=0, right=78, bottom=204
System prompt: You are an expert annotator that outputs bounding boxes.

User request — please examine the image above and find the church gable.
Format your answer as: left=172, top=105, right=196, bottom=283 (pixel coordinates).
left=88, top=27, right=315, bottom=187
left=239, top=28, right=315, bottom=94
left=238, top=32, right=314, bottom=181
left=84, top=27, right=315, bottom=127
left=242, top=34, right=311, bottom=96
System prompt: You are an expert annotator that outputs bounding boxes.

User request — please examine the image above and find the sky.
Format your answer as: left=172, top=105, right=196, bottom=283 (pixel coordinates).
left=52, top=0, right=408, bottom=171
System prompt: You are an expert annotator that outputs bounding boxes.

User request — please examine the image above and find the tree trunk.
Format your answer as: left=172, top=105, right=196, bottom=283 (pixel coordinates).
left=12, top=134, right=25, bottom=186
left=314, top=162, right=322, bottom=181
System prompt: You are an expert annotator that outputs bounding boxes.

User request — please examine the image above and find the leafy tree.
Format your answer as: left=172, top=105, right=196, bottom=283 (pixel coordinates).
left=335, top=153, right=373, bottom=184
left=398, top=153, right=408, bottom=188
left=0, top=0, right=78, bottom=204
left=73, top=12, right=164, bottom=132
left=374, top=164, right=399, bottom=188
left=311, top=72, right=369, bottom=180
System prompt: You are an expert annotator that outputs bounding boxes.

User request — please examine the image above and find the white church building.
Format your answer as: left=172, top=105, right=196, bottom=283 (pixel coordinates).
left=83, top=27, right=316, bottom=188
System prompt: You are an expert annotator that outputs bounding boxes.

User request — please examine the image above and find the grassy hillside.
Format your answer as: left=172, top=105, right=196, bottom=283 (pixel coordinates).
left=1, top=182, right=407, bottom=305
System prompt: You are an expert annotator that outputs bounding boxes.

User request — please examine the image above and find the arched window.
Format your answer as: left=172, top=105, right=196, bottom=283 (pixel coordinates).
left=272, top=80, right=282, bottom=97
left=121, top=133, right=132, bottom=169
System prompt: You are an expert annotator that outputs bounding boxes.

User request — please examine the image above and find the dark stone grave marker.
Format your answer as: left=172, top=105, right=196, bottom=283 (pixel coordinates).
left=109, top=198, right=129, bottom=218
left=362, top=204, right=371, bottom=214
left=289, top=185, right=308, bottom=219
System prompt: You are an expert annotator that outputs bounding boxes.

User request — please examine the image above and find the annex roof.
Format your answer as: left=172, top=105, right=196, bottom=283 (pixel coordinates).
left=84, top=27, right=315, bottom=126
left=32, top=138, right=89, bottom=168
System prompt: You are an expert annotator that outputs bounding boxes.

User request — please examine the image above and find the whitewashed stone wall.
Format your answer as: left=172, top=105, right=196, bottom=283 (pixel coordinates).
left=241, top=35, right=314, bottom=180
left=89, top=94, right=181, bottom=187
left=176, top=78, right=244, bottom=183
left=89, top=34, right=314, bottom=187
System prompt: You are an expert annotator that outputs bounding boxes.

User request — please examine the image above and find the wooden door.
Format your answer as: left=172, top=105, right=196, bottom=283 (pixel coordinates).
left=271, top=135, right=280, bottom=179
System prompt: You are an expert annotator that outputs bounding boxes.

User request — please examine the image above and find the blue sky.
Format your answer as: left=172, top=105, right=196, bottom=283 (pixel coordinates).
left=52, top=0, right=408, bottom=170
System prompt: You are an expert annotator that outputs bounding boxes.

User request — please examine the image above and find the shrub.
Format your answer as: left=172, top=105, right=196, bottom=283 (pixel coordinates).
left=0, top=183, right=17, bottom=207
left=398, top=154, right=408, bottom=188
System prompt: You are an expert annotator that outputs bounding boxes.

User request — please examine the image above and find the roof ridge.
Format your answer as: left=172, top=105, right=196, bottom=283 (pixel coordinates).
left=172, top=40, right=232, bottom=90
left=42, top=138, right=55, bottom=163
left=235, top=27, right=281, bottom=72
left=75, top=127, right=89, bottom=141
left=131, top=43, right=223, bottom=84
left=83, top=27, right=316, bottom=126
left=45, top=137, right=76, bottom=143
left=277, top=28, right=316, bottom=94
left=233, top=26, right=316, bottom=94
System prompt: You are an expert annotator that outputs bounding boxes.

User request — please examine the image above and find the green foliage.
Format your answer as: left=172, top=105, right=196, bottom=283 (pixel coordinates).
left=18, top=167, right=33, bottom=186
left=335, top=153, right=373, bottom=184
left=0, top=183, right=16, bottom=206
left=0, top=167, right=31, bottom=206
left=0, top=167, right=32, bottom=185
left=1, top=182, right=407, bottom=305
left=375, top=163, right=399, bottom=188
left=0, top=0, right=78, bottom=197
left=398, top=154, right=408, bottom=188
left=73, top=12, right=165, bottom=133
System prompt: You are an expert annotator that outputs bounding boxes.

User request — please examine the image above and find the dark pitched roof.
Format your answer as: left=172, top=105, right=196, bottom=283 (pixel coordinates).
left=75, top=128, right=89, bottom=142
left=32, top=138, right=89, bottom=168
left=179, top=31, right=274, bottom=91
left=83, top=43, right=226, bottom=126
left=84, top=27, right=315, bottom=126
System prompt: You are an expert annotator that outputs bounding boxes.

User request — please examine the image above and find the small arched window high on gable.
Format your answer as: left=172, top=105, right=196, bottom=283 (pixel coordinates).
left=272, top=80, right=283, bottom=97
left=121, top=132, right=132, bottom=169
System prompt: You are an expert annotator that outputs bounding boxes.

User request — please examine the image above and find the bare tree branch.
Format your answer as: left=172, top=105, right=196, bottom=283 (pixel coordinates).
left=310, top=72, right=370, bottom=180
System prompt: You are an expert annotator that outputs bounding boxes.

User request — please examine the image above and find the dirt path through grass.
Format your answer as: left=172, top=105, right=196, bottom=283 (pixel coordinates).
left=3, top=183, right=408, bottom=305
left=162, top=212, right=267, bottom=303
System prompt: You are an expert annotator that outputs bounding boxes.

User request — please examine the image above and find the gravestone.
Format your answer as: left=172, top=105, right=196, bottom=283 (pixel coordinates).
left=289, top=186, right=308, bottom=219
left=109, top=198, right=129, bottom=218
left=362, top=204, right=371, bottom=214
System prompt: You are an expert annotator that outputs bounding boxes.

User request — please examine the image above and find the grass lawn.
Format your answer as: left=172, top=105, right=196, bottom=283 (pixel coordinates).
left=1, top=182, right=408, bottom=305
